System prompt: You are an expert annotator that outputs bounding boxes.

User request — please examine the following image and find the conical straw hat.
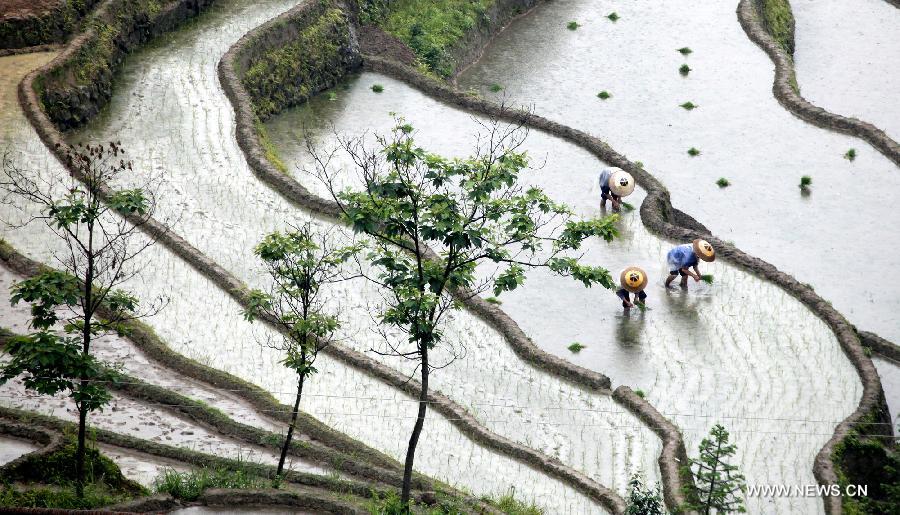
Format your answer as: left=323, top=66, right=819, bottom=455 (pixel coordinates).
left=693, top=239, right=716, bottom=262
left=620, top=266, right=648, bottom=293
left=609, top=169, right=636, bottom=197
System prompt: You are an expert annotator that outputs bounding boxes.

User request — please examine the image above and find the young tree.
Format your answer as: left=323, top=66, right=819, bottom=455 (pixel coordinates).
left=0, top=143, right=160, bottom=497
left=309, top=117, right=619, bottom=508
left=243, top=223, right=359, bottom=476
left=684, top=424, right=747, bottom=514
left=625, top=474, right=668, bottom=515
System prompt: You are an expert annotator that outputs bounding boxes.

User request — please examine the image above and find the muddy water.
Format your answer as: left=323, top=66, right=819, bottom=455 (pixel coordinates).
left=98, top=443, right=189, bottom=487
left=0, top=435, right=38, bottom=464
left=0, top=13, right=604, bottom=515
left=62, top=0, right=661, bottom=506
left=0, top=264, right=282, bottom=434
left=458, top=0, right=900, bottom=347
left=793, top=0, right=900, bottom=139
left=0, top=377, right=327, bottom=475
left=266, top=72, right=862, bottom=514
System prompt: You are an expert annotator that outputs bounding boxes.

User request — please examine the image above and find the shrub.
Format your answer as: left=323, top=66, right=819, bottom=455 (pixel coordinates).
left=680, top=101, right=697, bottom=110
left=678, top=47, right=693, bottom=55
left=568, top=342, right=586, bottom=353
left=688, top=147, right=701, bottom=157
left=679, top=64, right=691, bottom=76
left=607, top=12, right=620, bottom=22
left=597, top=90, right=611, bottom=100
left=567, top=21, right=579, bottom=30
left=845, top=148, right=857, bottom=161
left=716, top=178, right=730, bottom=187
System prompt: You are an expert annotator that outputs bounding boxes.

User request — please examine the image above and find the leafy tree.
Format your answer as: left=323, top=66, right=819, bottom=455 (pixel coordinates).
left=683, top=424, right=746, bottom=514
left=243, top=223, right=359, bottom=476
left=0, top=142, right=161, bottom=497
left=625, top=474, right=668, bottom=515
left=309, top=116, right=619, bottom=508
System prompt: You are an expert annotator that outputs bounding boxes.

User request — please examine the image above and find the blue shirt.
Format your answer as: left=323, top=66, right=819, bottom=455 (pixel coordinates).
left=598, top=168, right=612, bottom=192
left=667, top=244, right=698, bottom=271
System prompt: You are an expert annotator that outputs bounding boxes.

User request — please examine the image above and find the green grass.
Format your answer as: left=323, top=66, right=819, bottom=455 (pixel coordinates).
left=567, top=342, right=586, bottom=353
left=700, top=274, right=714, bottom=284
left=489, top=83, right=503, bottom=92
left=680, top=101, right=698, bottom=110
left=634, top=389, right=645, bottom=398
left=567, top=21, right=579, bottom=30
left=254, top=120, right=288, bottom=174
left=607, top=12, right=620, bottom=22
left=621, top=201, right=635, bottom=212
left=485, top=296, right=502, bottom=305
left=800, top=175, right=812, bottom=188
left=678, top=47, right=693, bottom=55
left=492, top=490, right=543, bottom=515
left=597, top=90, right=611, bottom=100
left=0, top=483, right=130, bottom=510
left=716, top=177, right=730, bottom=188
left=153, top=467, right=273, bottom=502
left=688, top=147, right=701, bottom=157
left=380, top=0, right=494, bottom=77
left=326, top=91, right=338, bottom=101
left=679, top=64, right=692, bottom=76
left=844, top=148, right=857, bottom=161
left=760, top=0, right=795, bottom=54
left=371, top=84, right=385, bottom=93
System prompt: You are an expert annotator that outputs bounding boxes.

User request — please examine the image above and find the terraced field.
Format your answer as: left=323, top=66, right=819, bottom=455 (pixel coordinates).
left=0, top=0, right=895, bottom=513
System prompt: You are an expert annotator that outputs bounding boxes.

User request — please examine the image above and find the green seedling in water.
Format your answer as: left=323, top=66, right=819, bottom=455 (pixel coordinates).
left=844, top=148, right=856, bottom=161
left=371, top=84, right=384, bottom=93
left=688, top=147, right=701, bottom=157
left=635, top=389, right=646, bottom=398
left=485, top=296, right=502, bottom=305
left=678, top=47, right=693, bottom=55
left=597, top=90, right=611, bottom=100
left=567, top=21, right=579, bottom=30
left=489, top=83, right=503, bottom=93
left=701, top=274, right=714, bottom=284
left=620, top=201, right=635, bottom=212
left=568, top=342, right=586, bottom=353
left=680, top=64, right=692, bottom=76
left=607, top=12, right=620, bottom=22
left=799, top=176, right=812, bottom=188
left=634, top=161, right=644, bottom=169
left=680, top=101, right=698, bottom=110
left=326, top=92, right=337, bottom=101
left=716, top=177, right=730, bottom=188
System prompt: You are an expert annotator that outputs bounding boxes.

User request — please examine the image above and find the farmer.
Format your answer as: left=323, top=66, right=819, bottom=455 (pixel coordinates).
left=665, top=239, right=715, bottom=288
left=598, top=167, right=635, bottom=210
left=617, top=266, right=648, bottom=309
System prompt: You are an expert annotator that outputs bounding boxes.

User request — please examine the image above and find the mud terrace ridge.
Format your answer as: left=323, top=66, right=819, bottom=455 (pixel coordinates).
left=738, top=0, right=900, bottom=167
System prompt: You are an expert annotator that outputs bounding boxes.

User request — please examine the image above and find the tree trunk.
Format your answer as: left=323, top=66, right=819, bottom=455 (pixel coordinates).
left=400, top=346, right=429, bottom=511
left=277, top=375, right=305, bottom=476
left=75, top=407, right=87, bottom=497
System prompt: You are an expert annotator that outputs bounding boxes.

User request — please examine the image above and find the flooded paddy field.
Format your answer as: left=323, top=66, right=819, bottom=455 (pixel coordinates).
left=265, top=72, right=862, bottom=514
left=0, top=435, right=38, bottom=465
left=793, top=0, right=900, bottom=139
left=458, top=0, right=900, bottom=345
left=0, top=2, right=613, bottom=512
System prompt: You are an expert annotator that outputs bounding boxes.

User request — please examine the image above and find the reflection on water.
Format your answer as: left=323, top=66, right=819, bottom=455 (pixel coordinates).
left=264, top=71, right=861, bottom=515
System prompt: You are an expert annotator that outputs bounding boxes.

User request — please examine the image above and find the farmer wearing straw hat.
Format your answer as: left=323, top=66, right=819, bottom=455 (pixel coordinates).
left=617, top=266, right=648, bottom=309
left=598, top=167, right=635, bottom=211
left=665, top=239, right=716, bottom=288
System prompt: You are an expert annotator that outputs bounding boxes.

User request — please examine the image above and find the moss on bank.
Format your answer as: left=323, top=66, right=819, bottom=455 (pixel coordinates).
left=0, top=433, right=145, bottom=510
left=241, top=7, right=355, bottom=120
left=376, top=0, right=495, bottom=77
left=0, top=0, right=100, bottom=49
left=757, top=0, right=795, bottom=54
left=832, top=411, right=900, bottom=514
